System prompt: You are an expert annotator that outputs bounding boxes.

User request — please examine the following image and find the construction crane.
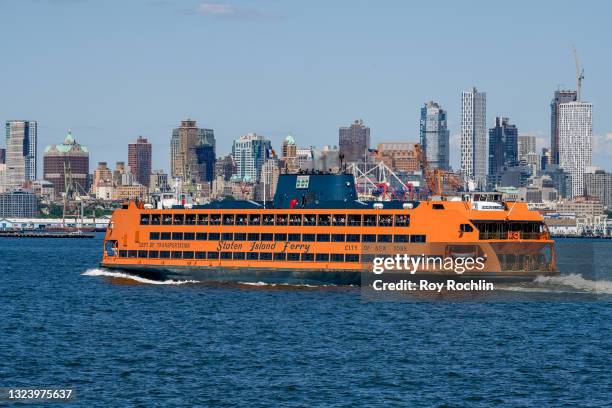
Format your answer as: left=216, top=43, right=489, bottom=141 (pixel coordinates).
left=573, top=45, right=584, bottom=101
left=414, top=144, right=462, bottom=196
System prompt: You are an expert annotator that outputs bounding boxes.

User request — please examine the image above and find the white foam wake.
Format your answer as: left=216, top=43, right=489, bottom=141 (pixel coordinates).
left=501, top=274, right=612, bottom=295
left=239, top=281, right=319, bottom=288
left=82, top=268, right=199, bottom=285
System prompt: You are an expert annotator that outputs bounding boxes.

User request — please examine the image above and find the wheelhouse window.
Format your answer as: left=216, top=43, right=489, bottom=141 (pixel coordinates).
left=348, top=215, right=361, bottom=226
left=173, top=214, right=185, bottom=225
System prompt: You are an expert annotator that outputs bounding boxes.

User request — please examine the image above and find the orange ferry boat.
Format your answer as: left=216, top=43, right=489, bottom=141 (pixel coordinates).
left=100, top=173, right=557, bottom=284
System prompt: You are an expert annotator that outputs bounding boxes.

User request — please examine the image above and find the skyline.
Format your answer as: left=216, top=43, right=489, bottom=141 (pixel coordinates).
left=1, top=0, right=611, bottom=173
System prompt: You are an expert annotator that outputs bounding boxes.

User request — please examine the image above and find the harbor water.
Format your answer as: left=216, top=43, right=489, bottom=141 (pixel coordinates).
left=1, top=235, right=611, bottom=407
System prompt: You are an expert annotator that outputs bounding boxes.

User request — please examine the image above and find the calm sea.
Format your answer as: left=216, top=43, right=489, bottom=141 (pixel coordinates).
left=1, top=235, right=611, bottom=407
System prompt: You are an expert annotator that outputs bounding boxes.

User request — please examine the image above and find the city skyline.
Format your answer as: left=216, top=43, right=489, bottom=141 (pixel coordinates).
left=1, top=0, right=611, bottom=172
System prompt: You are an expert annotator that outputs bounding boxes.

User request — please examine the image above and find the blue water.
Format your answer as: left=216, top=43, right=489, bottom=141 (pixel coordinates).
left=1, top=235, right=611, bottom=407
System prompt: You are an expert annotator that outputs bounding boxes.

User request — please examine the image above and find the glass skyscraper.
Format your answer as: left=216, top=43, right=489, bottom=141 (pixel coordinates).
left=461, top=87, right=487, bottom=190
left=488, top=117, right=518, bottom=186
left=5, top=120, right=37, bottom=189
left=419, top=101, right=450, bottom=170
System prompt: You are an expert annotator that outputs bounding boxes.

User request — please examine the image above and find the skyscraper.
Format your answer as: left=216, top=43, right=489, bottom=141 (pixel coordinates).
left=231, top=133, right=272, bottom=183
left=558, top=101, right=592, bottom=197
left=517, top=135, right=537, bottom=162
left=170, top=119, right=215, bottom=183
left=488, top=117, right=518, bottom=181
left=281, top=134, right=298, bottom=172
left=193, top=143, right=216, bottom=183
left=339, top=119, right=370, bottom=163
left=128, top=136, right=152, bottom=188
left=43, top=130, right=89, bottom=195
left=0, top=148, right=5, bottom=164
left=5, top=120, right=37, bottom=189
left=584, top=169, right=612, bottom=209
left=550, top=90, right=577, bottom=165
left=461, top=88, right=487, bottom=189
left=420, top=101, right=450, bottom=170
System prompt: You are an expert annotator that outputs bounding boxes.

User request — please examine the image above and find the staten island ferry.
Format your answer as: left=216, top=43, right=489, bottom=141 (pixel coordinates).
left=100, top=172, right=557, bottom=284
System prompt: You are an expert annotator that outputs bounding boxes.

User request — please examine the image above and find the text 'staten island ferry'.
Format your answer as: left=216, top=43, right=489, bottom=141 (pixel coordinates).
left=100, top=172, right=557, bottom=284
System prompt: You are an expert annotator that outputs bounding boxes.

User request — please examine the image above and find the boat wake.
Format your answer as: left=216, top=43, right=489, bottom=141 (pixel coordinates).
left=81, top=268, right=199, bottom=285
left=500, top=273, right=612, bottom=295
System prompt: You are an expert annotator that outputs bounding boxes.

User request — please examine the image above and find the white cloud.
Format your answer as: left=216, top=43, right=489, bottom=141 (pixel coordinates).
left=196, top=2, right=235, bottom=16
left=193, top=2, right=282, bottom=21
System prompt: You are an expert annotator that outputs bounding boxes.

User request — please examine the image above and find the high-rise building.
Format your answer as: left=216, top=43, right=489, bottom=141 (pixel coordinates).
left=0, top=148, right=5, bottom=164
left=0, top=189, right=37, bottom=218
left=43, top=130, right=89, bottom=196
left=193, top=143, right=216, bottom=183
left=92, top=162, right=113, bottom=194
left=215, top=155, right=236, bottom=181
left=419, top=101, right=450, bottom=170
left=261, top=157, right=280, bottom=200
left=231, top=133, right=272, bottom=183
left=558, top=101, right=592, bottom=197
left=541, top=148, right=552, bottom=171
left=339, top=119, right=370, bottom=163
left=128, top=136, right=152, bottom=187
left=376, top=142, right=419, bottom=172
left=150, top=169, right=170, bottom=193
left=488, top=117, right=518, bottom=180
left=296, top=147, right=314, bottom=170
left=550, top=90, right=577, bottom=165
left=517, top=135, right=537, bottom=162
left=170, top=119, right=215, bottom=183
left=584, top=169, right=612, bottom=209
left=5, top=120, right=37, bottom=189
left=460, top=88, right=487, bottom=189
left=281, top=134, right=298, bottom=172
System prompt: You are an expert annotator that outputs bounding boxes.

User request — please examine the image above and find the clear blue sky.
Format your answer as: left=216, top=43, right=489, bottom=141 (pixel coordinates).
left=1, top=0, right=610, bottom=173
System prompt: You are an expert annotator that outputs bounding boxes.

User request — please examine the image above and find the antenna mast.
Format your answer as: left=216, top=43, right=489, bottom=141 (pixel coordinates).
left=573, top=45, right=584, bottom=101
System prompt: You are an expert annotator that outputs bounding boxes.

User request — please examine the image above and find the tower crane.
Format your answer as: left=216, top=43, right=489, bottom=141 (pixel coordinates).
left=573, top=45, right=584, bottom=101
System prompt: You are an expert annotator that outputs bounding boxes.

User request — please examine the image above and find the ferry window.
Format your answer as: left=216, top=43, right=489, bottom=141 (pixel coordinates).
left=302, top=234, right=315, bottom=242
left=235, top=215, right=247, bottom=226
left=274, top=233, right=287, bottom=241
left=151, top=214, right=161, bottom=225
left=173, top=214, right=185, bottom=225
left=220, top=252, right=232, bottom=260
left=303, top=214, right=316, bottom=226
left=289, top=215, right=302, bottom=226
left=287, top=253, right=300, bottom=261
left=208, top=233, right=220, bottom=240
left=288, top=233, right=301, bottom=241
left=378, top=216, right=392, bottom=227
left=150, top=232, right=160, bottom=240
left=159, top=251, right=170, bottom=259
left=377, top=235, right=392, bottom=243
left=210, top=215, right=221, bottom=225
left=394, top=215, right=410, bottom=227
left=346, top=254, right=359, bottom=262
left=171, top=251, right=182, bottom=259
left=233, top=252, right=245, bottom=260
left=362, top=234, right=376, bottom=242
left=248, top=214, right=261, bottom=226
left=263, top=215, right=275, bottom=226
left=140, top=214, right=150, bottom=225
left=347, top=234, right=360, bottom=242
left=138, top=250, right=148, bottom=258
left=394, top=235, right=410, bottom=243
left=248, top=233, right=260, bottom=241
left=364, top=215, right=377, bottom=226
left=411, top=235, right=426, bottom=243
left=183, top=251, right=194, bottom=259
left=332, top=234, right=345, bottom=242
left=196, top=232, right=207, bottom=240
left=316, top=253, right=329, bottom=262
left=160, top=232, right=171, bottom=240
left=460, top=224, right=474, bottom=233
left=433, top=204, right=444, bottom=210
left=275, top=215, right=288, bottom=226
left=128, top=250, right=137, bottom=258
left=195, top=252, right=206, bottom=259
left=222, top=233, right=233, bottom=241
left=317, top=234, right=330, bottom=242
left=259, top=252, right=272, bottom=260
left=247, top=252, right=258, bottom=260
left=234, top=233, right=247, bottom=241
left=223, top=214, right=235, bottom=225
left=331, top=254, right=344, bottom=262
left=261, top=233, right=273, bottom=241
left=184, top=232, right=195, bottom=240
left=207, top=251, right=219, bottom=259
left=172, top=232, right=183, bottom=240
left=197, top=214, right=209, bottom=225
left=148, top=250, right=159, bottom=258
left=274, top=253, right=286, bottom=260
left=348, top=215, right=361, bottom=226
left=301, top=253, right=314, bottom=261
left=185, top=214, right=196, bottom=225
left=317, top=214, right=331, bottom=226
left=332, top=215, right=346, bottom=226
left=361, top=254, right=375, bottom=263
left=162, top=215, right=172, bottom=225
